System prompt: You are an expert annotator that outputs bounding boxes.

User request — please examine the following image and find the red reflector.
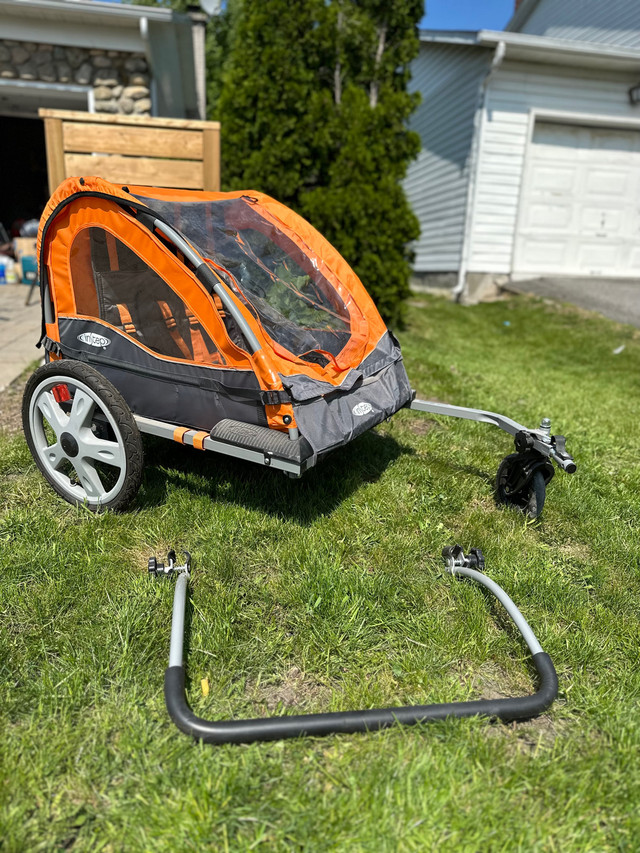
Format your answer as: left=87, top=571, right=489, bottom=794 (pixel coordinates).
left=52, top=384, right=71, bottom=403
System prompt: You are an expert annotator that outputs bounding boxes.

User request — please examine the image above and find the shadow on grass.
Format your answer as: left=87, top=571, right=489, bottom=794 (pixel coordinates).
left=136, top=428, right=413, bottom=524
left=421, top=452, right=496, bottom=488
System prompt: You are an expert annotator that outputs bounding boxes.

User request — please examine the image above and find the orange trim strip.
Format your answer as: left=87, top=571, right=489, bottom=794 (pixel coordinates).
left=173, top=427, right=190, bottom=444
left=186, top=307, right=212, bottom=362
left=192, top=431, right=208, bottom=450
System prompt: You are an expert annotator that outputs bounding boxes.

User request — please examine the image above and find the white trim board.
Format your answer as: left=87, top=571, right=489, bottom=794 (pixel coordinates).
left=0, top=79, right=91, bottom=120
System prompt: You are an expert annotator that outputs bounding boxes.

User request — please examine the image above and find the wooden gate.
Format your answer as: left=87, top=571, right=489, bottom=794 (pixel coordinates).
left=39, top=109, right=220, bottom=194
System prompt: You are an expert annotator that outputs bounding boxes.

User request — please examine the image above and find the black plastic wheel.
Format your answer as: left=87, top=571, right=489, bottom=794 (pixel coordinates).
left=22, top=360, right=144, bottom=512
left=496, top=454, right=546, bottom=520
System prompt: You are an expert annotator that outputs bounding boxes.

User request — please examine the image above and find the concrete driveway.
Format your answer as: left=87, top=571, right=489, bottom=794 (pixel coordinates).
left=0, top=284, right=42, bottom=391
left=506, top=277, right=640, bottom=328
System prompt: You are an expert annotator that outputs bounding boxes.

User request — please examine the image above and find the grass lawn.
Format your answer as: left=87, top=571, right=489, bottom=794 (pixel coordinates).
left=1, top=292, right=639, bottom=851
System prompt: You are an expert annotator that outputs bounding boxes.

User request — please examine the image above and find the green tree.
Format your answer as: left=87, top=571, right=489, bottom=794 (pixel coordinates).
left=300, top=1, right=422, bottom=325
left=216, top=0, right=422, bottom=325
left=213, top=0, right=321, bottom=203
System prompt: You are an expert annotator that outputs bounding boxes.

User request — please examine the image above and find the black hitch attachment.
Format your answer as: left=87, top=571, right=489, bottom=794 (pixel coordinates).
left=408, top=399, right=576, bottom=518
left=441, top=544, right=485, bottom=571
left=149, top=549, right=191, bottom=579
left=496, top=419, right=576, bottom=519
left=514, top=425, right=577, bottom=475
left=154, top=547, right=558, bottom=745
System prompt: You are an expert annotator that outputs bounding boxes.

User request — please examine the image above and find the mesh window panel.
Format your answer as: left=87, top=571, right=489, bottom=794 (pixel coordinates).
left=134, top=195, right=353, bottom=361
left=69, top=227, right=222, bottom=365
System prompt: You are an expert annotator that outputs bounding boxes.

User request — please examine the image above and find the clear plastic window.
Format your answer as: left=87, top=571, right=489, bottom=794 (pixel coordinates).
left=135, top=196, right=353, bottom=362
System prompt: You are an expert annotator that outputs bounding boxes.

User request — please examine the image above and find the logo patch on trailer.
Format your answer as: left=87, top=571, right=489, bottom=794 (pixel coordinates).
left=352, top=402, right=373, bottom=417
left=77, top=332, right=111, bottom=349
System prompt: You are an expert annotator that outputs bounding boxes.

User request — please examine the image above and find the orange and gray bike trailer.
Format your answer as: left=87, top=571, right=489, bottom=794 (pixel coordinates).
left=25, top=175, right=574, bottom=512
left=22, top=176, right=577, bottom=743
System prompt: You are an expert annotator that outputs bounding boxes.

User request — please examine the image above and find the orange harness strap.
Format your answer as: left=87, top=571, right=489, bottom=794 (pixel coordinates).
left=115, top=303, right=136, bottom=337
left=157, top=300, right=193, bottom=360
left=185, top=308, right=212, bottom=363
left=213, top=294, right=226, bottom=318
left=105, top=232, right=120, bottom=271
left=158, top=299, right=219, bottom=364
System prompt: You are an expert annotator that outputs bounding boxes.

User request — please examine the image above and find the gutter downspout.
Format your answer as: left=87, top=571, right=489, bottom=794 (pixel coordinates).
left=453, top=40, right=506, bottom=303
left=187, top=9, right=208, bottom=121
left=139, top=16, right=158, bottom=117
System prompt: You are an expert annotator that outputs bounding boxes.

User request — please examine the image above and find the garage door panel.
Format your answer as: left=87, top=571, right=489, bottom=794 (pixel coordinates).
left=576, top=242, right=621, bottom=275
left=585, top=169, right=630, bottom=197
left=628, top=246, right=640, bottom=270
left=514, top=121, right=640, bottom=277
left=580, top=207, right=623, bottom=234
left=527, top=202, right=573, bottom=229
left=520, top=239, right=570, bottom=268
left=528, top=164, right=576, bottom=192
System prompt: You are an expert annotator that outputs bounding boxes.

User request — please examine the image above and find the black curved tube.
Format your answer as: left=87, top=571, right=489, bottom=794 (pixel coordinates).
left=164, top=653, right=557, bottom=745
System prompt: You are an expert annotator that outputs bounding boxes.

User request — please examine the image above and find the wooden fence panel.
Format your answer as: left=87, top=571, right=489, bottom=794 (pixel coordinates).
left=39, top=109, right=220, bottom=194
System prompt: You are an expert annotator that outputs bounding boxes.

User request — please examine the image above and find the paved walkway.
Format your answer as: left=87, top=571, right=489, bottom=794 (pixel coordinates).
left=507, top=277, right=640, bottom=329
left=0, top=283, right=42, bottom=390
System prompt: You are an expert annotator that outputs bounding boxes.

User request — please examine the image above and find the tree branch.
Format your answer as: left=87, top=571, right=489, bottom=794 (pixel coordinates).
left=334, top=8, right=343, bottom=106
left=369, top=23, right=387, bottom=108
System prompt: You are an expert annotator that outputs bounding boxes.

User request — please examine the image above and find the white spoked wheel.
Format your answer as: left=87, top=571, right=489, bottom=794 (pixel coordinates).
left=23, top=361, right=144, bottom=512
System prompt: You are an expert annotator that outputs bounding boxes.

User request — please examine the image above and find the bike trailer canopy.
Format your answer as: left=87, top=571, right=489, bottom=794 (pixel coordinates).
left=38, top=176, right=412, bottom=464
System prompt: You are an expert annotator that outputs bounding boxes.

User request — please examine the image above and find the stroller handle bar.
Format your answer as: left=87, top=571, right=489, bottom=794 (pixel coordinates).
left=159, top=548, right=558, bottom=745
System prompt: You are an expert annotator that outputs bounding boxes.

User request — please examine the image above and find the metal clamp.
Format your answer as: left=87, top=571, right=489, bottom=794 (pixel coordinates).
left=148, top=549, right=191, bottom=579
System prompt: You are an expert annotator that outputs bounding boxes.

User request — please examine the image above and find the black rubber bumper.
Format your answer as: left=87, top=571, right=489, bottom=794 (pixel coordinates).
left=164, top=652, right=558, bottom=745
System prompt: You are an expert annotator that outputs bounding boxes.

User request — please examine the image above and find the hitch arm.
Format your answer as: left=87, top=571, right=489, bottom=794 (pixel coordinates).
left=156, top=549, right=558, bottom=745
left=408, top=398, right=576, bottom=473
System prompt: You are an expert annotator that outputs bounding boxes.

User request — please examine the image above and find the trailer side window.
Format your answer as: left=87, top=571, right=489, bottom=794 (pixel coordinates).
left=69, top=227, right=223, bottom=365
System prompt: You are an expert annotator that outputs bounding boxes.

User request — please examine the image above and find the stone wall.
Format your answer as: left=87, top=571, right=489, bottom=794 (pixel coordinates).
left=0, top=40, right=151, bottom=116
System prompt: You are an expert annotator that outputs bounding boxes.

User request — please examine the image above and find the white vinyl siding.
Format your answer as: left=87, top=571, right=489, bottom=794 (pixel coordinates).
left=468, top=60, right=640, bottom=274
left=404, top=44, right=491, bottom=272
left=517, top=0, right=640, bottom=50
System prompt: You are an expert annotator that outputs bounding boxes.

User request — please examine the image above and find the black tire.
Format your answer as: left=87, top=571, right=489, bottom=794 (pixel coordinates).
left=496, top=454, right=546, bottom=520
left=22, top=360, right=144, bottom=512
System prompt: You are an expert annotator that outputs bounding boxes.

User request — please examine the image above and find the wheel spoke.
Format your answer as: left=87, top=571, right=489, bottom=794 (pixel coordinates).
left=43, top=442, right=67, bottom=471
left=73, top=457, right=105, bottom=500
left=36, top=392, right=68, bottom=437
left=80, top=435, right=126, bottom=471
left=68, top=389, right=96, bottom=433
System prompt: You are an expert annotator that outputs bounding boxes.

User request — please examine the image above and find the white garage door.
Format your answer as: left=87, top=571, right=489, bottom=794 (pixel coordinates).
left=513, top=121, right=640, bottom=277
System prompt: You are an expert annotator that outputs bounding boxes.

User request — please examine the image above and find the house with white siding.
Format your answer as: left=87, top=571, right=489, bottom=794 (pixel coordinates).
left=405, top=0, right=640, bottom=300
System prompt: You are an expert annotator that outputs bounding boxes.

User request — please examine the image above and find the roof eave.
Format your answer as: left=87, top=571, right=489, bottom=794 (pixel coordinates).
left=419, top=29, right=640, bottom=72
left=0, top=0, right=181, bottom=25
left=479, top=30, right=640, bottom=71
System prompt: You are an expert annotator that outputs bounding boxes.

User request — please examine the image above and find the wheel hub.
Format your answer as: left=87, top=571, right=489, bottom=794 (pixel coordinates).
left=60, top=431, right=79, bottom=458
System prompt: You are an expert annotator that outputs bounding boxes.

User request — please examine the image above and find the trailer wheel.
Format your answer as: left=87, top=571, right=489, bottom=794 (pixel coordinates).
left=23, top=361, right=144, bottom=512
left=496, top=453, right=546, bottom=520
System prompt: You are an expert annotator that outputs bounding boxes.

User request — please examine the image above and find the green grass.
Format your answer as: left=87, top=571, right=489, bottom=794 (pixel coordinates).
left=1, top=293, right=639, bottom=852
